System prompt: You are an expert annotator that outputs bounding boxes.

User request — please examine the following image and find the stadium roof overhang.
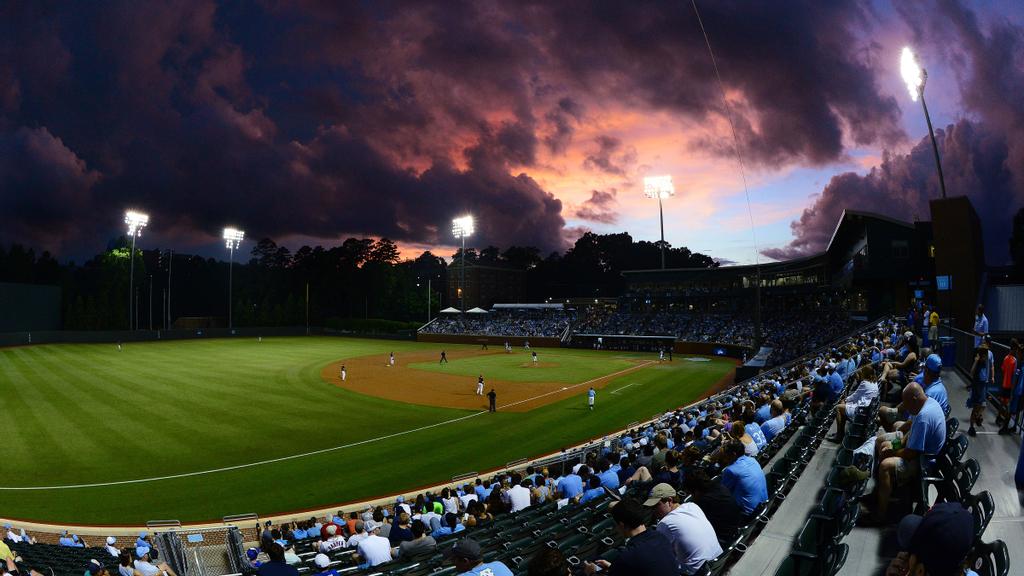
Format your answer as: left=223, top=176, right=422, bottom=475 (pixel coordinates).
left=622, top=252, right=827, bottom=284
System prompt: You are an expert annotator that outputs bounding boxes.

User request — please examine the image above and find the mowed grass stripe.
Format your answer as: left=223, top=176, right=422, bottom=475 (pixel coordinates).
left=0, top=338, right=732, bottom=523
left=16, top=347, right=157, bottom=464
left=0, top=353, right=65, bottom=466
left=22, top=341, right=476, bottom=479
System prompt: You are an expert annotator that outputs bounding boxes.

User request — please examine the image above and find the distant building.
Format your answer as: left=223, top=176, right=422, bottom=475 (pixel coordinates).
left=621, top=209, right=939, bottom=320
left=446, top=261, right=526, bottom=310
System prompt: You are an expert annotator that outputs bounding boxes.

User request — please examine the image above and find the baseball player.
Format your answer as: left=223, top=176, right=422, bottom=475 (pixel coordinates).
left=588, top=387, right=596, bottom=410
left=340, top=364, right=346, bottom=382
left=532, top=351, right=538, bottom=365
left=476, top=375, right=485, bottom=396
left=389, top=352, right=395, bottom=367
left=440, top=350, right=448, bottom=364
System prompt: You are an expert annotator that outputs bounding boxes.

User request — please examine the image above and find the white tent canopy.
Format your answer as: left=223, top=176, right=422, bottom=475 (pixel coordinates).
left=466, top=307, right=489, bottom=314
left=439, top=307, right=461, bottom=314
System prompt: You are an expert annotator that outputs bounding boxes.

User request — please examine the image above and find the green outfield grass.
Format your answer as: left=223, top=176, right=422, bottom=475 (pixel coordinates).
left=0, top=337, right=733, bottom=524
left=408, top=349, right=636, bottom=382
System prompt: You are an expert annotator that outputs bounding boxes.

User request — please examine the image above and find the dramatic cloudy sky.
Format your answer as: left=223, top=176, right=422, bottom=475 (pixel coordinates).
left=2, top=0, right=1023, bottom=265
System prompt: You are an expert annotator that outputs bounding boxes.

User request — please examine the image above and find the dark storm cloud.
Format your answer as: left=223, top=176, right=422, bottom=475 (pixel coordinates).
left=762, top=120, right=1018, bottom=263
left=543, top=98, right=584, bottom=155
left=533, top=0, right=905, bottom=165
left=583, top=136, right=637, bottom=176
left=575, top=189, right=619, bottom=224
left=0, top=0, right=918, bottom=257
left=766, top=1, right=1024, bottom=264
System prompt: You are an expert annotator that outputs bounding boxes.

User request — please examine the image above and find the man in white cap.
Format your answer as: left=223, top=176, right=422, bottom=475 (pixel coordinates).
left=311, top=554, right=339, bottom=576
left=105, top=536, right=121, bottom=558
left=317, top=525, right=345, bottom=553
left=353, top=520, right=391, bottom=569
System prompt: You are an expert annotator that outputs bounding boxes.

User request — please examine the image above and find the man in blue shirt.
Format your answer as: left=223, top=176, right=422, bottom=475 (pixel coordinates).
left=916, top=354, right=949, bottom=415
left=760, top=401, right=787, bottom=441
left=720, top=441, right=768, bottom=515
left=473, top=479, right=491, bottom=500
left=579, top=476, right=606, bottom=504
left=973, top=305, right=989, bottom=348
left=866, top=383, right=945, bottom=524
left=597, top=460, right=620, bottom=490
left=827, top=365, right=845, bottom=402
left=754, top=398, right=772, bottom=425
left=556, top=469, right=584, bottom=499
left=444, top=539, right=513, bottom=576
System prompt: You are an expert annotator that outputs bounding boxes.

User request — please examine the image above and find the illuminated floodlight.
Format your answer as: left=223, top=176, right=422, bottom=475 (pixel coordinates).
left=643, top=175, right=675, bottom=199
left=125, top=210, right=149, bottom=237
left=452, top=215, right=475, bottom=238
left=900, top=47, right=924, bottom=102
left=223, top=227, right=245, bottom=250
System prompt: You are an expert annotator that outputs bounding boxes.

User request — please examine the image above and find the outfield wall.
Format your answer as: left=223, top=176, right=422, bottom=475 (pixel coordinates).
left=0, top=282, right=61, bottom=332
left=0, top=325, right=418, bottom=347
left=416, top=332, right=562, bottom=347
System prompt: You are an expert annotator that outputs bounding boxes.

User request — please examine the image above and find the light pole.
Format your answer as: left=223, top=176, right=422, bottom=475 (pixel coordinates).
left=452, top=215, right=475, bottom=311
left=124, top=210, right=149, bottom=330
left=643, top=175, right=675, bottom=269
left=417, top=278, right=433, bottom=324
left=223, top=227, right=245, bottom=331
left=901, top=47, right=947, bottom=199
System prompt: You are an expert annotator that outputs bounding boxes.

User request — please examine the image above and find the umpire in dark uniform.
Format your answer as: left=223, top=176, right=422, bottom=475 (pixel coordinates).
left=487, top=389, right=497, bottom=412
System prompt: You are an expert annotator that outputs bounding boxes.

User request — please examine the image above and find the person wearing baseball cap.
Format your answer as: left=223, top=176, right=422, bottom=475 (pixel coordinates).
left=582, top=497, right=677, bottom=575
left=643, top=483, right=721, bottom=575
left=915, top=353, right=950, bottom=415
left=104, top=536, right=120, bottom=558
left=353, top=520, right=391, bottom=569
left=443, top=538, right=512, bottom=575
left=883, top=501, right=975, bottom=576
left=310, top=554, right=338, bottom=576
left=133, top=546, right=177, bottom=576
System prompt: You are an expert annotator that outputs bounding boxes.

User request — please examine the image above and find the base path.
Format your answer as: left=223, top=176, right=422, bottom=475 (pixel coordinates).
left=321, top=350, right=655, bottom=412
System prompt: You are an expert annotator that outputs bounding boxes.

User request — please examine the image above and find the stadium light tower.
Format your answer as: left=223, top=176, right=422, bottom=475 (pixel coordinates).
left=124, top=210, right=149, bottom=330
left=900, top=47, right=947, bottom=200
left=451, top=215, right=475, bottom=312
left=223, top=227, right=245, bottom=331
left=643, top=175, right=675, bottom=269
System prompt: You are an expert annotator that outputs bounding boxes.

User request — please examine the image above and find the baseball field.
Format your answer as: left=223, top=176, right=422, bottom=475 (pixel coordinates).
left=0, top=336, right=735, bottom=525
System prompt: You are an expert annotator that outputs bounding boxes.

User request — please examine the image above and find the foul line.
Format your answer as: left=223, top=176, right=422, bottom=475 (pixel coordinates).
left=610, top=382, right=640, bottom=395
left=0, top=361, right=655, bottom=491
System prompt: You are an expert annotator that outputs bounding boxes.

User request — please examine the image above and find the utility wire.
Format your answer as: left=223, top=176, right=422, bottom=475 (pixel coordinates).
left=691, top=0, right=763, bottom=345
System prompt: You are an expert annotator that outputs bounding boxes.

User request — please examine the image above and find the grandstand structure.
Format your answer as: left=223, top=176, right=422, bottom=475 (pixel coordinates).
left=3, top=316, right=1015, bottom=576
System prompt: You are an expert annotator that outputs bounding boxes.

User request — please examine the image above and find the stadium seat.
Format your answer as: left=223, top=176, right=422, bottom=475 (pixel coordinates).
left=954, top=458, right=981, bottom=496
left=772, top=543, right=849, bottom=576
left=969, top=491, right=995, bottom=542
left=966, top=540, right=1010, bottom=576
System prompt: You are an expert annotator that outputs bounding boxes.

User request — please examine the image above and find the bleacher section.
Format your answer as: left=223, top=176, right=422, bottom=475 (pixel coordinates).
left=5, top=318, right=1016, bottom=576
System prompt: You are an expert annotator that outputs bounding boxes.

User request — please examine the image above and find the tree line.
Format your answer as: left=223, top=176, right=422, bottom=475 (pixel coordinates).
left=0, top=231, right=722, bottom=330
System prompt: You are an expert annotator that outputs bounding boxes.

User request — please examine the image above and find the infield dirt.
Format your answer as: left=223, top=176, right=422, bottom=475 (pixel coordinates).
left=320, top=349, right=655, bottom=412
